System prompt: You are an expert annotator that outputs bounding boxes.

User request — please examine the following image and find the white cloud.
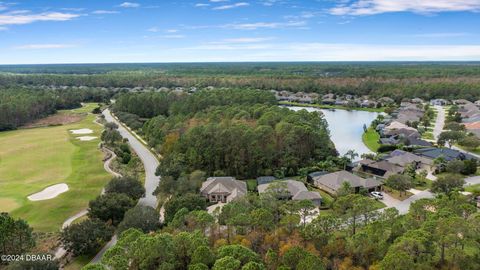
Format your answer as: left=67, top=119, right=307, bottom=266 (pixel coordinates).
left=213, top=2, right=249, bottom=10
left=195, top=3, right=211, bottom=7
left=119, top=2, right=140, bottom=8
left=92, top=10, right=119, bottom=14
left=166, top=29, right=178, bottom=33
left=162, top=34, right=185, bottom=39
left=210, top=0, right=229, bottom=2
left=261, top=0, right=282, bottom=6
left=15, top=44, right=76, bottom=49
left=147, top=27, right=159, bottom=32
left=330, top=0, right=480, bottom=16
left=174, top=43, right=480, bottom=61
left=214, top=37, right=275, bottom=43
left=0, top=11, right=80, bottom=26
left=223, top=20, right=306, bottom=30
left=410, top=32, right=471, bottom=38
left=0, top=26, right=7, bottom=31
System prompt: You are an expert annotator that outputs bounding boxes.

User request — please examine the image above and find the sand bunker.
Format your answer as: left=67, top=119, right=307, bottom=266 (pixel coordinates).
left=70, top=128, right=93, bottom=134
left=77, top=136, right=98, bottom=141
left=28, top=184, right=69, bottom=201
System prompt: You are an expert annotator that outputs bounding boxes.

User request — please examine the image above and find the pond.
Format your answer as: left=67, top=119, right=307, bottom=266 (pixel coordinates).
left=287, top=106, right=380, bottom=158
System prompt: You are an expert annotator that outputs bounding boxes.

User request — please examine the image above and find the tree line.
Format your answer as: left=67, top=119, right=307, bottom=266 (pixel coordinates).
left=2, top=62, right=480, bottom=101
left=0, top=87, right=114, bottom=131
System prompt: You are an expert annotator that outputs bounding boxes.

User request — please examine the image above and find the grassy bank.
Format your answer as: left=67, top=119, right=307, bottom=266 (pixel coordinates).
left=362, top=127, right=381, bottom=152
left=0, top=104, right=110, bottom=232
left=279, top=101, right=386, bottom=113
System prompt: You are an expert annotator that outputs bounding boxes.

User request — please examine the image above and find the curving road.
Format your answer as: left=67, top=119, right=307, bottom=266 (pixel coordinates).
left=89, top=109, right=161, bottom=264
left=102, top=109, right=160, bottom=208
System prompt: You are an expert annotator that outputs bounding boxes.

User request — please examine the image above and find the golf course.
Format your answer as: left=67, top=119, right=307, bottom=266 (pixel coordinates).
left=0, top=103, right=110, bottom=232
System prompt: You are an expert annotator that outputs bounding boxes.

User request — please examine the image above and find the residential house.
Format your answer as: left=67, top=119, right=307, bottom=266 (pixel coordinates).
left=378, top=97, right=395, bottom=106
left=383, top=121, right=421, bottom=138
left=200, top=177, right=247, bottom=203
left=256, top=176, right=277, bottom=186
left=257, top=180, right=322, bottom=206
left=430, top=99, right=448, bottom=106
left=385, top=150, right=434, bottom=171
left=356, top=159, right=405, bottom=178
left=312, top=170, right=382, bottom=195
left=414, top=147, right=478, bottom=162
left=411, top=98, right=424, bottom=104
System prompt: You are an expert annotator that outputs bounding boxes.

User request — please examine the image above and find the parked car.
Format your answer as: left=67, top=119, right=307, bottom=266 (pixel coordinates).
left=370, top=191, right=384, bottom=200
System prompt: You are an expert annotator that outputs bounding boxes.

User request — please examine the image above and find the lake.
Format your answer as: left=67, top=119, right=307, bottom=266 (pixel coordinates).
left=287, top=106, right=380, bottom=158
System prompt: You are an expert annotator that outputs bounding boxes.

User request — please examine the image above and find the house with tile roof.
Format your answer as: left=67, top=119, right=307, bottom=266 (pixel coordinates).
left=200, top=177, right=247, bottom=203
left=311, top=170, right=382, bottom=195
left=258, top=180, right=322, bottom=206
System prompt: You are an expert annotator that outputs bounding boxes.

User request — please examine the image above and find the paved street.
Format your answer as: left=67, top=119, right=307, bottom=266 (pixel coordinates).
left=90, top=109, right=161, bottom=264
left=432, top=105, right=445, bottom=141
left=103, top=109, right=160, bottom=208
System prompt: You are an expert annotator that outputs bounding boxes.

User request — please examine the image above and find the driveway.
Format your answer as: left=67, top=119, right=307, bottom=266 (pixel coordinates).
left=464, top=175, right=480, bottom=186
left=393, top=190, right=434, bottom=215
left=380, top=192, right=401, bottom=208
left=432, top=105, right=445, bottom=141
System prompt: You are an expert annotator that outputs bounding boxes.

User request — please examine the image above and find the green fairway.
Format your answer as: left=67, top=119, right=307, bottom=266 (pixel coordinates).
left=362, top=127, right=381, bottom=152
left=0, top=104, right=110, bottom=232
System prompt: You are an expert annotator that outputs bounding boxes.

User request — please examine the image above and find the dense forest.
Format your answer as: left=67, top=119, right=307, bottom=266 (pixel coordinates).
left=113, top=89, right=335, bottom=178
left=0, top=87, right=114, bottom=130
left=1, top=62, right=480, bottom=100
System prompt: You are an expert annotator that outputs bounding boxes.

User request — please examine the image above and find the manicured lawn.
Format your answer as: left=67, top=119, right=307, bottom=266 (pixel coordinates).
left=415, top=179, right=433, bottom=191
left=422, top=132, right=434, bottom=140
left=0, top=104, right=110, bottom=232
left=371, top=199, right=387, bottom=209
left=456, top=145, right=480, bottom=155
left=362, top=127, right=381, bottom=152
left=465, top=184, right=480, bottom=193
left=279, top=101, right=386, bottom=113
left=384, top=188, right=414, bottom=201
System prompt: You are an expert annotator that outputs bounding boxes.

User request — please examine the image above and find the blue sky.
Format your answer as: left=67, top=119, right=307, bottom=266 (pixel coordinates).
left=1, top=0, right=480, bottom=64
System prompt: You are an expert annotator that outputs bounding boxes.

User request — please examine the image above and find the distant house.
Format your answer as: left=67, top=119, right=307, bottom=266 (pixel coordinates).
left=200, top=177, right=247, bottom=203
left=257, top=180, right=322, bottom=206
left=414, top=148, right=478, bottom=161
left=322, top=98, right=336, bottom=105
left=307, top=171, right=329, bottom=184
left=361, top=100, right=377, bottom=108
left=378, top=97, right=395, bottom=105
left=312, top=170, right=382, bottom=195
left=357, top=159, right=404, bottom=178
left=383, top=121, right=420, bottom=138
left=385, top=150, right=434, bottom=171
left=256, top=176, right=277, bottom=186
left=411, top=98, right=424, bottom=104
left=430, top=99, right=448, bottom=106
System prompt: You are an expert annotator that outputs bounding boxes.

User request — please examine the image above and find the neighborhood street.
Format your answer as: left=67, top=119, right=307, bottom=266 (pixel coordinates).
left=432, top=105, right=445, bottom=141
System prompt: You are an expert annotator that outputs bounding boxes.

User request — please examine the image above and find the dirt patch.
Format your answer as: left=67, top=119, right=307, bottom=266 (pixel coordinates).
left=23, top=113, right=84, bottom=129
left=0, top=198, right=20, bottom=212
